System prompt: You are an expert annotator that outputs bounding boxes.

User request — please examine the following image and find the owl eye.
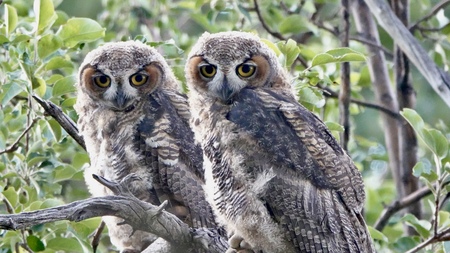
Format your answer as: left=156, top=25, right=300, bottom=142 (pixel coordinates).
left=199, top=64, right=217, bottom=78
left=236, top=63, right=256, bottom=78
left=130, top=73, right=148, bottom=86
left=93, top=75, right=111, bottom=88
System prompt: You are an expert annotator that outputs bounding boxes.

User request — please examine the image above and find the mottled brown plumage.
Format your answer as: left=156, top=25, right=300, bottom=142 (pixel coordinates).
left=185, top=31, right=375, bottom=253
left=74, top=41, right=221, bottom=252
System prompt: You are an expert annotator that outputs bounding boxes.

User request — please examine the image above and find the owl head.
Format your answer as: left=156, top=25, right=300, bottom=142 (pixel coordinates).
left=185, top=31, right=289, bottom=104
left=77, top=41, right=178, bottom=112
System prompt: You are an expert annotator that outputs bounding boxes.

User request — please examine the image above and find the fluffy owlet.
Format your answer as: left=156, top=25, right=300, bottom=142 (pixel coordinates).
left=185, top=31, right=375, bottom=253
left=74, top=41, right=221, bottom=252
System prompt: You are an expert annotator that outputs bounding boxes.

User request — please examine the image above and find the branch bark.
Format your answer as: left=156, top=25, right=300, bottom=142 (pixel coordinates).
left=32, top=95, right=86, bottom=150
left=374, top=180, right=450, bottom=231
left=364, top=0, right=450, bottom=108
left=339, top=0, right=351, bottom=150
left=0, top=174, right=228, bottom=253
left=350, top=0, right=401, bottom=194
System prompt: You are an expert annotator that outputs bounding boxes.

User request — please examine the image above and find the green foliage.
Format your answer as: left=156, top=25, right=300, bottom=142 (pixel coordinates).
left=0, top=0, right=449, bottom=252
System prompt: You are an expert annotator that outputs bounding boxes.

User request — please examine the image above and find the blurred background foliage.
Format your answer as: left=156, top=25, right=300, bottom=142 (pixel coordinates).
left=0, top=0, right=449, bottom=252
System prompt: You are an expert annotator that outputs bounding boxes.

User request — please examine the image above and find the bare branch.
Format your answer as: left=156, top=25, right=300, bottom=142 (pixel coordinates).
left=410, top=0, right=450, bottom=31
left=0, top=118, right=39, bottom=155
left=0, top=174, right=228, bottom=253
left=364, top=0, right=450, bottom=108
left=339, top=0, right=351, bottom=150
left=374, top=180, right=450, bottom=231
left=253, top=0, right=285, bottom=41
left=349, top=35, right=393, bottom=58
left=320, top=86, right=401, bottom=119
left=32, top=95, right=86, bottom=150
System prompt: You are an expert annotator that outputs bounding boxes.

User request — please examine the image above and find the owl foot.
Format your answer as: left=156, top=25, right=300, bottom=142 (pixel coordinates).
left=226, top=233, right=254, bottom=253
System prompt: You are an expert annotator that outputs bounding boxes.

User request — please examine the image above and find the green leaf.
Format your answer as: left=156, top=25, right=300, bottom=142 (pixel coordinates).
left=423, top=129, right=449, bottom=159
left=325, top=121, right=345, bottom=132
left=52, top=76, right=76, bottom=97
left=40, top=198, right=65, bottom=209
left=34, top=0, right=57, bottom=34
left=52, top=165, right=77, bottom=183
left=401, top=109, right=449, bottom=158
left=393, top=236, right=420, bottom=252
left=298, top=86, right=325, bottom=108
left=367, top=226, right=388, bottom=242
left=261, top=39, right=281, bottom=56
left=2, top=187, right=18, bottom=208
left=46, top=237, right=83, bottom=252
left=401, top=213, right=431, bottom=238
left=310, top=48, right=366, bottom=68
left=5, top=4, right=18, bottom=35
left=277, top=39, right=301, bottom=67
left=279, top=15, right=308, bottom=34
left=0, top=82, right=24, bottom=107
left=26, top=235, right=45, bottom=251
left=439, top=211, right=450, bottom=228
left=47, top=119, right=62, bottom=142
left=34, top=77, right=47, bottom=97
left=45, top=56, right=74, bottom=71
left=38, top=34, right=62, bottom=59
left=57, top=18, right=105, bottom=48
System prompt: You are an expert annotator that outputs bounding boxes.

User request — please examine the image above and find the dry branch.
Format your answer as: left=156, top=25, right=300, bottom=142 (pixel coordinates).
left=364, top=0, right=450, bottom=108
left=0, top=174, right=228, bottom=253
left=374, top=180, right=450, bottom=231
left=32, top=95, right=86, bottom=150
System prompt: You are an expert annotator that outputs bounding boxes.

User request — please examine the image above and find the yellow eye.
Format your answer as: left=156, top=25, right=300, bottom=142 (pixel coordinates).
left=236, top=63, right=256, bottom=78
left=130, top=73, right=148, bottom=86
left=199, top=64, right=217, bottom=78
left=93, top=75, right=111, bottom=88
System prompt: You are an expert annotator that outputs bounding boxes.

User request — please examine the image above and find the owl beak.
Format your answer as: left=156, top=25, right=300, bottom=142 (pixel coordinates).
left=114, top=90, right=129, bottom=110
left=218, top=77, right=235, bottom=103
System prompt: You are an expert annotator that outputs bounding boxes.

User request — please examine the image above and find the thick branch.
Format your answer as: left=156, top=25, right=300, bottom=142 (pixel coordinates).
left=0, top=175, right=227, bottom=253
left=374, top=180, right=450, bottom=231
left=364, top=0, right=450, bottom=108
left=32, top=95, right=86, bottom=150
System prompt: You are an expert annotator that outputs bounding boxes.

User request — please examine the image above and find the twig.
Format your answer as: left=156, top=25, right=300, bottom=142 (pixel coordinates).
left=253, top=0, right=285, bottom=40
left=410, top=0, right=450, bottom=31
left=406, top=226, right=450, bottom=253
left=349, top=35, right=393, bottom=58
left=0, top=118, right=39, bottom=155
left=374, top=180, right=450, bottom=231
left=32, top=95, right=86, bottom=150
left=0, top=174, right=228, bottom=253
left=91, top=221, right=105, bottom=253
left=320, top=86, right=400, bottom=119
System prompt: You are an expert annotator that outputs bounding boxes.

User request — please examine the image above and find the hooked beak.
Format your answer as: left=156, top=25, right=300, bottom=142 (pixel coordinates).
left=217, top=77, right=235, bottom=103
left=113, top=90, right=130, bottom=110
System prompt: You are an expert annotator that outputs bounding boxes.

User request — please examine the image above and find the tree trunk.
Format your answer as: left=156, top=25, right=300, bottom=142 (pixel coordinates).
left=391, top=0, right=421, bottom=235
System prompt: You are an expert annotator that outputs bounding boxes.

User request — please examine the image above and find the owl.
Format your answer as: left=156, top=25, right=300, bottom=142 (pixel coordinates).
left=74, top=41, right=222, bottom=252
left=185, top=31, right=375, bottom=253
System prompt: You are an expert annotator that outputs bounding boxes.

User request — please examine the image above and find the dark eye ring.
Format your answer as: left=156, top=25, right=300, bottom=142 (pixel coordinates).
left=93, top=75, right=111, bottom=88
left=199, top=64, right=217, bottom=78
left=236, top=63, right=256, bottom=78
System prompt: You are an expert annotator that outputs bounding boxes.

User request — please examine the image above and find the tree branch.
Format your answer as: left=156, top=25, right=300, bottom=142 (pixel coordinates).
left=252, top=0, right=285, bottom=41
left=0, top=174, right=228, bottom=253
left=321, top=86, right=401, bottom=119
left=364, top=0, right=450, bottom=108
left=409, top=0, right=450, bottom=31
left=374, top=180, right=450, bottom=231
left=0, top=118, right=39, bottom=155
left=32, top=95, right=86, bottom=150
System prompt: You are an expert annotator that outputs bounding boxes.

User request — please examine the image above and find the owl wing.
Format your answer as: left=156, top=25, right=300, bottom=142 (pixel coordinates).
left=227, top=88, right=373, bottom=252
left=136, top=91, right=220, bottom=231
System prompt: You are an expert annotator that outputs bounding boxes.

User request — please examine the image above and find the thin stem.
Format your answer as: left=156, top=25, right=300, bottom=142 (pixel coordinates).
left=0, top=118, right=39, bottom=155
left=410, top=0, right=450, bottom=31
